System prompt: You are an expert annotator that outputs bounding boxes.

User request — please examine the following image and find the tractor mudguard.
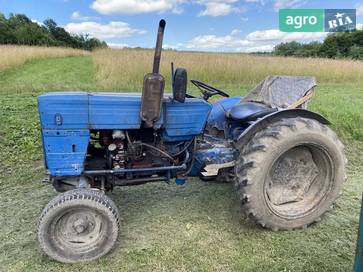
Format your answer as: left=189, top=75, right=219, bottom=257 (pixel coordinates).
left=235, top=109, right=330, bottom=147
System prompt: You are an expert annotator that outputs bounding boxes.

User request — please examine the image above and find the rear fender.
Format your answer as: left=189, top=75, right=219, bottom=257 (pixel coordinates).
left=236, top=109, right=330, bottom=147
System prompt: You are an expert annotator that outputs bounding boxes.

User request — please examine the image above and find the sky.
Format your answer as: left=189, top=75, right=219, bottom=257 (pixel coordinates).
left=1, top=0, right=363, bottom=52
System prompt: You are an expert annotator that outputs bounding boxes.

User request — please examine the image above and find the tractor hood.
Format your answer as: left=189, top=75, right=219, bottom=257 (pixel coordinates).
left=37, top=91, right=212, bottom=142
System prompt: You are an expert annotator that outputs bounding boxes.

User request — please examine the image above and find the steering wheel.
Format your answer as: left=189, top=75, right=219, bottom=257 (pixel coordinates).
left=191, top=80, right=230, bottom=100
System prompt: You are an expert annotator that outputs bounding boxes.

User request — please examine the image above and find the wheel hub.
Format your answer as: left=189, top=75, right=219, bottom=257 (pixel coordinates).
left=72, top=218, right=89, bottom=234
left=264, top=144, right=333, bottom=219
left=267, top=146, right=319, bottom=205
left=54, top=209, right=104, bottom=249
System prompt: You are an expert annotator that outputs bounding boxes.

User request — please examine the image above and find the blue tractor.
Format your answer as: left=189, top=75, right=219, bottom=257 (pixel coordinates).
left=37, top=20, right=346, bottom=263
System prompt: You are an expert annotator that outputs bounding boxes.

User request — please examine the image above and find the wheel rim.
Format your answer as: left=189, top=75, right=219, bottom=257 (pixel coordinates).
left=264, top=144, right=334, bottom=219
left=50, top=206, right=109, bottom=255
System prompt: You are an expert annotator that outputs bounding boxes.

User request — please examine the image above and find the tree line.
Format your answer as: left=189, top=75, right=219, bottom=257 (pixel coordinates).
left=0, top=13, right=107, bottom=50
left=273, top=30, right=363, bottom=59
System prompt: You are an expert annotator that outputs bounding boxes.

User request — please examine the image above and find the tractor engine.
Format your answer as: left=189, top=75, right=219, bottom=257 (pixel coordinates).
left=103, top=130, right=127, bottom=169
left=87, top=128, right=184, bottom=184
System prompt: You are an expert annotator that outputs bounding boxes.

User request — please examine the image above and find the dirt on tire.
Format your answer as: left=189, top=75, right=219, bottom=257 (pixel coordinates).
left=37, top=189, right=119, bottom=263
left=234, top=117, right=346, bottom=230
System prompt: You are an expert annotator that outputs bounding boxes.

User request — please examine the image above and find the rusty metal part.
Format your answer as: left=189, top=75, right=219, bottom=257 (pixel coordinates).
left=140, top=19, right=166, bottom=127
left=152, top=19, right=166, bottom=74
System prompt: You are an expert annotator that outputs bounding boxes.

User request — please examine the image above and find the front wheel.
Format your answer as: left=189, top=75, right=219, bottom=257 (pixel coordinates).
left=234, top=117, right=346, bottom=230
left=37, top=189, right=119, bottom=263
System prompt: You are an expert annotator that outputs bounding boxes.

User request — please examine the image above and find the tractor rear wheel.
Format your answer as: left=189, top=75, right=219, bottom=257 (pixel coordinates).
left=234, top=117, right=346, bottom=230
left=37, top=189, right=119, bottom=263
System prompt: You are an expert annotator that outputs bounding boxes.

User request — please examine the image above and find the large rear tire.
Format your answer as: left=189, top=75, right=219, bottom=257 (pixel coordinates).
left=234, top=117, right=346, bottom=230
left=37, top=189, right=119, bottom=263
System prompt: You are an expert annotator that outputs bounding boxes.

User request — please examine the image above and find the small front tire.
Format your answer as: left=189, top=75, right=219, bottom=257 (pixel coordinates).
left=37, top=189, right=119, bottom=263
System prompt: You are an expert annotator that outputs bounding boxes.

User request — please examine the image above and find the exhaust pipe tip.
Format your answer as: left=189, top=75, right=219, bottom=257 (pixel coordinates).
left=159, top=19, right=166, bottom=28
left=152, top=19, right=166, bottom=74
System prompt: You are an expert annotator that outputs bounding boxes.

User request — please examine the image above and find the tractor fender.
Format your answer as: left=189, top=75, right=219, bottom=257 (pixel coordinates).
left=235, top=109, right=330, bottom=147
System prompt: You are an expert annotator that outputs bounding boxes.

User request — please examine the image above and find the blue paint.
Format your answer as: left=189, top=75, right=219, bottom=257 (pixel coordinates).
left=38, top=92, right=89, bottom=129
left=89, top=93, right=143, bottom=129
left=354, top=194, right=363, bottom=272
left=175, top=177, right=186, bottom=185
left=38, top=92, right=212, bottom=175
left=207, top=96, right=241, bottom=131
left=229, top=121, right=250, bottom=140
left=228, top=102, right=276, bottom=122
left=189, top=146, right=237, bottom=176
left=38, top=92, right=210, bottom=139
left=163, top=98, right=212, bottom=142
left=42, top=130, right=90, bottom=176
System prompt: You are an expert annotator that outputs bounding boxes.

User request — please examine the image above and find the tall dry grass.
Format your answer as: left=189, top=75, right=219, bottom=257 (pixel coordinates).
left=0, top=45, right=89, bottom=71
left=93, top=48, right=363, bottom=90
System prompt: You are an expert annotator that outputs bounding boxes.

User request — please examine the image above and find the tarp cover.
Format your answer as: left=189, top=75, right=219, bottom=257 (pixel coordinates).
left=242, top=76, right=316, bottom=109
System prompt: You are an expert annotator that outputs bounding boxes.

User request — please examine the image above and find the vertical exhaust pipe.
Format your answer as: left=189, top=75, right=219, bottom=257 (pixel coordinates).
left=153, top=19, right=166, bottom=74
left=140, top=20, right=166, bottom=127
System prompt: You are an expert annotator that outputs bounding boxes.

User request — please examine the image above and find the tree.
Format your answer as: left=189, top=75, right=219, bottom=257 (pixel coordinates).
left=0, top=12, right=11, bottom=43
left=273, top=30, right=363, bottom=59
left=0, top=13, right=107, bottom=50
left=274, top=41, right=302, bottom=56
left=349, top=45, right=363, bottom=60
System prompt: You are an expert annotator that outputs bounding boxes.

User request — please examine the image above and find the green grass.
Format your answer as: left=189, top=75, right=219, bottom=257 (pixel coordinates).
left=0, top=56, right=95, bottom=94
left=0, top=56, right=362, bottom=272
left=0, top=56, right=97, bottom=170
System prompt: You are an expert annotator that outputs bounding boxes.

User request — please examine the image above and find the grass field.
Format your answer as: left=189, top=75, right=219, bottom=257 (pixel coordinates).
left=0, top=45, right=88, bottom=72
left=0, top=47, right=362, bottom=272
left=93, top=48, right=363, bottom=89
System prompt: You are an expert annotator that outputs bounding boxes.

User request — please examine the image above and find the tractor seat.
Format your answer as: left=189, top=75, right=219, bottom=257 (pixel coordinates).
left=227, top=102, right=277, bottom=123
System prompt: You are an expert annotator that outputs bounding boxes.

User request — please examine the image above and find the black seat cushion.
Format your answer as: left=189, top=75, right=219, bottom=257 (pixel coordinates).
left=227, top=102, right=277, bottom=123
